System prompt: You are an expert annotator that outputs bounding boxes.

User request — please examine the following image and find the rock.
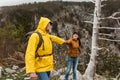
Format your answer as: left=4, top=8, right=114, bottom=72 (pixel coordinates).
left=20, top=67, right=26, bottom=72
left=77, top=70, right=83, bottom=80
left=12, top=65, right=19, bottom=70
left=94, top=74, right=106, bottom=80
left=51, top=68, right=67, bottom=77
left=5, top=68, right=16, bottom=74
left=0, top=66, right=2, bottom=78
left=59, top=69, right=82, bottom=80
left=6, top=79, right=13, bottom=80
left=24, top=77, right=30, bottom=80
left=51, top=70, right=60, bottom=77
left=57, top=68, right=66, bottom=74
left=59, top=74, right=73, bottom=80
left=59, top=75, right=64, bottom=80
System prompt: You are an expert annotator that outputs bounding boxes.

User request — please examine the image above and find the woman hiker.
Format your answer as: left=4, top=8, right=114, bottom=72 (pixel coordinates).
left=64, top=32, right=82, bottom=80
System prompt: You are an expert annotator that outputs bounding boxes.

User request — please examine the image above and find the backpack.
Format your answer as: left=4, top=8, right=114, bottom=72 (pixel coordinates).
left=25, top=31, right=44, bottom=58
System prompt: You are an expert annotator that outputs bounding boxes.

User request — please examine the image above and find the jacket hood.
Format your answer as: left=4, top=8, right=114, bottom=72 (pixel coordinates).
left=35, top=17, right=51, bottom=33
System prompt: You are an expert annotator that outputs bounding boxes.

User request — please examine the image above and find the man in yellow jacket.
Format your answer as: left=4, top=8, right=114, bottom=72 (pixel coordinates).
left=25, top=17, right=65, bottom=80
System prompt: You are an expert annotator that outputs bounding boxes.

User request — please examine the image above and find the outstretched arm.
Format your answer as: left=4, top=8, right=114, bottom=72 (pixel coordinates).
left=64, top=38, right=72, bottom=44
left=50, top=35, right=65, bottom=44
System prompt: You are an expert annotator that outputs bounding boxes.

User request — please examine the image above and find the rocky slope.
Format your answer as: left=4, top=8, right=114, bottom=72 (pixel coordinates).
left=0, top=0, right=120, bottom=79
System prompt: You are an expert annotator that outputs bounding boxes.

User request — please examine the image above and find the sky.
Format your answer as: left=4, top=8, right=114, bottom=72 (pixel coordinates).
left=0, top=0, right=89, bottom=7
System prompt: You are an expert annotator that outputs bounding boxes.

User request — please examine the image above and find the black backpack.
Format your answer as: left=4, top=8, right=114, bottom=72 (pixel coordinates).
left=26, top=32, right=44, bottom=58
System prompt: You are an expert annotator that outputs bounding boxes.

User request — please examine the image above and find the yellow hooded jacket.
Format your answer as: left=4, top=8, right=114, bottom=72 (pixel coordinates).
left=25, top=17, right=64, bottom=74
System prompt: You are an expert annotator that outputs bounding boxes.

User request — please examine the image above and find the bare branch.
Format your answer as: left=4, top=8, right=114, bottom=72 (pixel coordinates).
left=95, top=47, right=103, bottom=50
left=98, top=27, right=120, bottom=30
left=89, top=0, right=95, bottom=3
left=116, top=73, right=120, bottom=80
left=87, top=53, right=91, bottom=56
left=101, top=4, right=106, bottom=8
left=87, top=13, right=94, bottom=16
left=100, top=17, right=120, bottom=20
left=100, top=12, right=120, bottom=20
left=95, top=47, right=109, bottom=52
left=112, top=12, right=120, bottom=17
left=101, top=0, right=108, bottom=1
left=99, top=33, right=113, bottom=37
left=99, top=37, right=120, bottom=42
left=116, top=19, right=120, bottom=26
left=83, top=21, right=93, bottom=24
left=7, top=58, right=24, bottom=64
left=108, top=16, right=120, bottom=20
left=99, top=17, right=106, bottom=20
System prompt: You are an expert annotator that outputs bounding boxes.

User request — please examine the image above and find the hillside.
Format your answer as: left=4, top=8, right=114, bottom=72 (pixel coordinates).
left=0, top=0, right=120, bottom=79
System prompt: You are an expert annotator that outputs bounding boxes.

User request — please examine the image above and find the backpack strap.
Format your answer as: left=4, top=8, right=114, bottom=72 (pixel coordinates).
left=34, top=32, right=44, bottom=58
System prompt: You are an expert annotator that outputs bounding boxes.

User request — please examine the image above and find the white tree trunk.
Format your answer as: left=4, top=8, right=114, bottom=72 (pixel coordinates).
left=83, top=0, right=101, bottom=80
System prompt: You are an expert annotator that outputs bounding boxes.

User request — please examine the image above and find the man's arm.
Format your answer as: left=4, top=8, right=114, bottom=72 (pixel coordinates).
left=50, top=35, right=65, bottom=44
left=64, top=38, right=72, bottom=44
